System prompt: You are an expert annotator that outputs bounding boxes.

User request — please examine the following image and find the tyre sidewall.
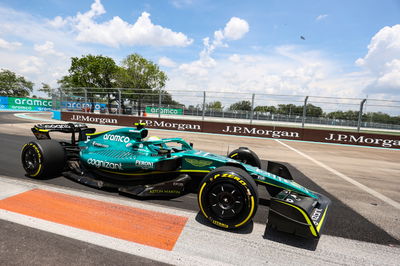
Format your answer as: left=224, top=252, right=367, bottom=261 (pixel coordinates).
left=21, top=142, right=44, bottom=178
left=198, top=167, right=258, bottom=229
left=21, top=140, right=65, bottom=179
left=228, top=148, right=261, bottom=168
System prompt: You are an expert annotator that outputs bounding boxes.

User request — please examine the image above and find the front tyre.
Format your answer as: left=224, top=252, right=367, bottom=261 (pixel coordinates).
left=21, top=140, right=66, bottom=179
left=228, top=147, right=261, bottom=168
left=198, top=166, right=258, bottom=229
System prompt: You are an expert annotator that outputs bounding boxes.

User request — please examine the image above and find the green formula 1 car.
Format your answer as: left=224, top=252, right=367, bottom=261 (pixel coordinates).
left=21, top=122, right=330, bottom=238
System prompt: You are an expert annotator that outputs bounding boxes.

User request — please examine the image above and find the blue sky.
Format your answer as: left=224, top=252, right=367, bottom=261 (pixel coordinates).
left=0, top=0, right=400, bottom=107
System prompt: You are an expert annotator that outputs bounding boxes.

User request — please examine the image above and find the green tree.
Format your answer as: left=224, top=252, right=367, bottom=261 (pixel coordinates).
left=0, top=69, right=33, bottom=97
left=116, top=53, right=170, bottom=112
left=229, top=100, right=252, bottom=111
left=206, top=101, right=223, bottom=111
left=254, top=105, right=277, bottom=113
left=38, top=83, right=52, bottom=98
left=118, top=53, right=167, bottom=90
left=306, top=104, right=323, bottom=117
left=58, top=55, right=119, bottom=112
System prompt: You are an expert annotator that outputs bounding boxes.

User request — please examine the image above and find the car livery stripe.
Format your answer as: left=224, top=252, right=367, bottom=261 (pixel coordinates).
left=0, top=189, right=188, bottom=251
left=179, top=170, right=210, bottom=173
left=316, top=206, right=328, bottom=232
left=86, top=130, right=111, bottom=136
left=100, top=169, right=211, bottom=176
left=255, top=179, right=316, bottom=198
left=275, top=199, right=317, bottom=237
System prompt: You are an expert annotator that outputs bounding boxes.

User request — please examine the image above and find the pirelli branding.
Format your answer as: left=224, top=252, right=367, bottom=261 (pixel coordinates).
left=61, top=112, right=400, bottom=149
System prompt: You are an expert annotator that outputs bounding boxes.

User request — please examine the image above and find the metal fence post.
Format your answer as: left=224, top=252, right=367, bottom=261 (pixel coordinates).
left=250, top=93, right=255, bottom=124
left=158, top=88, right=162, bottom=118
left=202, top=91, right=206, bottom=121
left=58, top=88, right=63, bottom=111
left=357, top=99, right=367, bottom=132
left=118, top=88, right=122, bottom=114
left=84, top=88, right=87, bottom=107
left=302, top=96, right=309, bottom=128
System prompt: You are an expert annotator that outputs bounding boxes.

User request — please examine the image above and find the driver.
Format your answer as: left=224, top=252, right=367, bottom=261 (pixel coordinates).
left=147, top=136, right=168, bottom=152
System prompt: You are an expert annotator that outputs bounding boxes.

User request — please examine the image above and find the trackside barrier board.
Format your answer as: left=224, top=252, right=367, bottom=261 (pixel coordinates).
left=61, top=111, right=400, bottom=149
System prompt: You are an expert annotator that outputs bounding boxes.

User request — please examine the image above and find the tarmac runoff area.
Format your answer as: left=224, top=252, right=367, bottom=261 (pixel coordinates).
left=0, top=111, right=399, bottom=265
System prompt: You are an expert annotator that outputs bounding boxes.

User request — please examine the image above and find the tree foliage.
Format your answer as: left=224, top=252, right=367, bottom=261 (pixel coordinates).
left=118, top=53, right=167, bottom=90
left=38, top=83, right=53, bottom=98
left=229, top=100, right=252, bottom=111
left=206, top=101, right=223, bottom=110
left=58, top=55, right=118, bottom=88
left=0, top=69, right=33, bottom=97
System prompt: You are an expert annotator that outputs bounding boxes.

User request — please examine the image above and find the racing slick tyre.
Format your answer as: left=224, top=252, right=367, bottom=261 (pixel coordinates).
left=228, top=147, right=262, bottom=168
left=21, top=140, right=66, bottom=179
left=198, top=166, right=259, bottom=230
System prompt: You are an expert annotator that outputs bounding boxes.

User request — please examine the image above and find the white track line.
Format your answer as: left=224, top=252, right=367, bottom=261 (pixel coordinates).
left=275, top=139, right=400, bottom=210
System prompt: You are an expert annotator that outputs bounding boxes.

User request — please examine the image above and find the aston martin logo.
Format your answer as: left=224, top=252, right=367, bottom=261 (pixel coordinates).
left=185, top=158, right=213, bottom=167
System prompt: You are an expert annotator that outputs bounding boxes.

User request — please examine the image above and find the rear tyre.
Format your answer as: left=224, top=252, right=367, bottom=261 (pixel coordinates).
left=21, top=140, right=66, bottom=179
left=198, top=166, right=258, bottom=229
left=228, top=147, right=261, bottom=168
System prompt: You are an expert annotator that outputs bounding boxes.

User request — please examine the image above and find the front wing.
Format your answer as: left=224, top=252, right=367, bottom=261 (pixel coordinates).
left=267, top=191, right=330, bottom=238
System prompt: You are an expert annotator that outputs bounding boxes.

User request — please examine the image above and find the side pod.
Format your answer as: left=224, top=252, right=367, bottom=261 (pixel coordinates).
left=267, top=192, right=330, bottom=238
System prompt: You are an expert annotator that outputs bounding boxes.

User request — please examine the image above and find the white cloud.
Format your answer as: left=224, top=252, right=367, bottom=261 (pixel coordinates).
left=316, top=14, right=328, bottom=21
left=171, top=0, right=194, bottom=8
left=0, top=38, right=22, bottom=50
left=19, top=56, right=45, bottom=74
left=223, top=17, right=249, bottom=40
left=356, top=24, right=400, bottom=95
left=178, top=17, right=249, bottom=77
left=228, top=54, right=241, bottom=63
left=48, top=16, right=68, bottom=28
left=158, top=56, right=177, bottom=68
left=168, top=46, right=364, bottom=103
left=34, top=41, right=64, bottom=57
left=63, top=0, right=193, bottom=47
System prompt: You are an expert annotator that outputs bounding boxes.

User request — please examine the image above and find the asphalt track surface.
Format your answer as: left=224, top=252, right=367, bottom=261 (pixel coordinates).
left=0, top=111, right=399, bottom=265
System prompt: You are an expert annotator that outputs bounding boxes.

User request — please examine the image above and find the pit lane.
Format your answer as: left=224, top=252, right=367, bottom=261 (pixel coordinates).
left=0, top=111, right=399, bottom=265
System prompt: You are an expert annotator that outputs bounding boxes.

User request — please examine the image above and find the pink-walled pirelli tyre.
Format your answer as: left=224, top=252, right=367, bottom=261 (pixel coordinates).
left=21, top=140, right=66, bottom=179
left=198, top=166, right=259, bottom=229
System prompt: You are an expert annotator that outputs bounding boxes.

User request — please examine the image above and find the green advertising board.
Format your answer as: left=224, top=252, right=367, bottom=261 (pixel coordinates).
left=145, top=106, right=183, bottom=115
left=7, top=97, right=52, bottom=111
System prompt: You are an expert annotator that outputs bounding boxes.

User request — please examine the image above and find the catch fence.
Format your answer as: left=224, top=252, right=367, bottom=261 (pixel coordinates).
left=54, top=88, right=400, bottom=132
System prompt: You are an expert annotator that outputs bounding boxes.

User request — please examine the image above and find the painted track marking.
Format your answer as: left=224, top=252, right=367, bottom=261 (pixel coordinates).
left=0, top=188, right=188, bottom=250
left=275, top=139, right=400, bottom=210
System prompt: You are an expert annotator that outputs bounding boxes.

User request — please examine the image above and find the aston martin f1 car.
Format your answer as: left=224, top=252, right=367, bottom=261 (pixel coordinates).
left=21, top=123, right=330, bottom=238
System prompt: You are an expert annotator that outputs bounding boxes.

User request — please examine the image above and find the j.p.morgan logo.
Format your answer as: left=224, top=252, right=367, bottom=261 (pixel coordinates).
left=87, top=158, right=123, bottom=170
left=222, top=125, right=300, bottom=138
left=103, top=134, right=130, bottom=143
left=139, top=119, right=201, bottom=131
left=71, top=114, right=118, bottom=125
left=325, top=133, right=400, bottom=148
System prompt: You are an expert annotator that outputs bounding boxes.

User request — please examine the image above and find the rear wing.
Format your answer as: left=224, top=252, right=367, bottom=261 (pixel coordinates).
left=32, top=123, right=96, bottom=144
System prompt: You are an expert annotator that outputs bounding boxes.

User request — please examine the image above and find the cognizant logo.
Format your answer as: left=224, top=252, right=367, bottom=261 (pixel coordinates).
left=87, top=158, right=123, bottom=170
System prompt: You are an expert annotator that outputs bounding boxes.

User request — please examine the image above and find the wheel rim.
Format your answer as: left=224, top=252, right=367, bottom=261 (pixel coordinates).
left=207, top=182, right=245, bottom=219
left=22, top=147, right=39, bottom=173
